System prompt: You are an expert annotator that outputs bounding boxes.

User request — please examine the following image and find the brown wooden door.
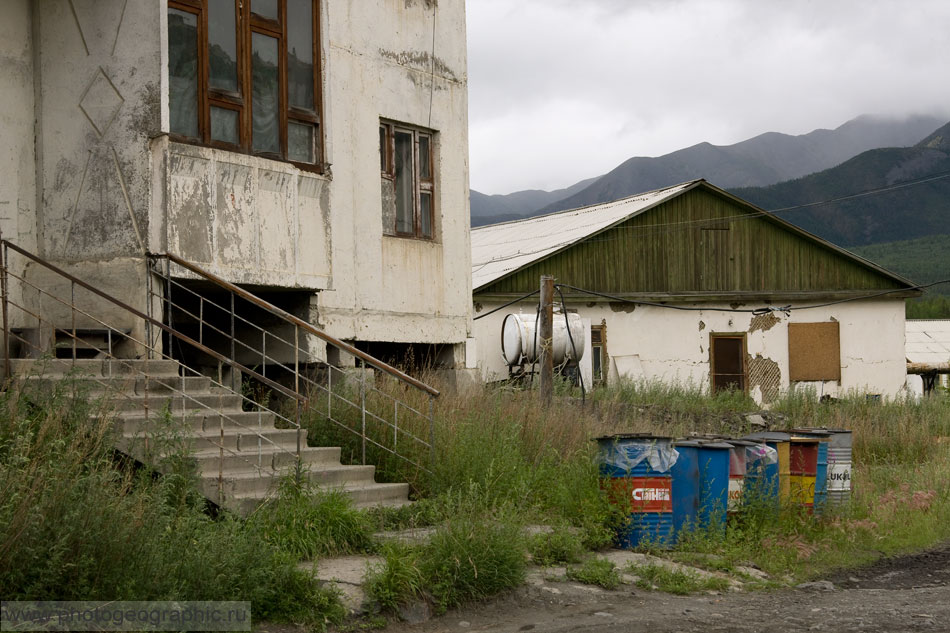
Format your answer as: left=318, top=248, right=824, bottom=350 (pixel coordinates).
left=711, top=334, right=746, bottom=394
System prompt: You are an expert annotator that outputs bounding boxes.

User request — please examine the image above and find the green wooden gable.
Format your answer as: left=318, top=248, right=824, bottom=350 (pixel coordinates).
left=475, top=183, right=916, bottom=300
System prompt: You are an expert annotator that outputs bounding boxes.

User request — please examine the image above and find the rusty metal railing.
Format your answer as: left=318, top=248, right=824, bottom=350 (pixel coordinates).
left=0, top=237, right=438, bottom=507
left=145, top=252, right=438, bottom=475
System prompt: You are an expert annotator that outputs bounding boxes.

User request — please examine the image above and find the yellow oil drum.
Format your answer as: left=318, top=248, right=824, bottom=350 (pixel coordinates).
left=743, top=432, right=791, bottom=504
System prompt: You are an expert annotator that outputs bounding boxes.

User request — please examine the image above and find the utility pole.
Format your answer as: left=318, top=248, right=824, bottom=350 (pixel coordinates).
left=538, top=275, right=554, bottom=404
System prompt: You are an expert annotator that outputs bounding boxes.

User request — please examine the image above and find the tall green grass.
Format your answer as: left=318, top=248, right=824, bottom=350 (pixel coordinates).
left=0, top=376, right=344, bottom=628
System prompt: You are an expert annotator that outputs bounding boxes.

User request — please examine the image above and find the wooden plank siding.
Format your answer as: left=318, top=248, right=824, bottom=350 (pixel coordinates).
left=477, top=187, right=907, bottom=297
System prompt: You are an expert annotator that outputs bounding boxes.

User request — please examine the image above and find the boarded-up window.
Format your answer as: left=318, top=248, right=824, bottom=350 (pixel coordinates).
left=788, top=322, right=841, bottom=381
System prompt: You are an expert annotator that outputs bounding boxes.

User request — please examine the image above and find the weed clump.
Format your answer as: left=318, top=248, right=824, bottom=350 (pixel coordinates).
left=249, top=475, right=376, bottom=559
left=0, top=377, right=344, bottom=629
left=629, top=562, right=730, bottom=595
left=529, top=527, right=585, bottom=566
left=364, top=511, right=526, bottom=615
left=566, top=557, right=622, bottom=590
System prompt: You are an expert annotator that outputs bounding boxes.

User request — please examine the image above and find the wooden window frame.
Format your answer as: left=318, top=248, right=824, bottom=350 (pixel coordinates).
left=709, top=332, right=748, bottom=395
left=591, top=321, right=608, bottom=386
left=380, top=120, right=435, bottom=240
left=167, top=0, right=324, bottom=172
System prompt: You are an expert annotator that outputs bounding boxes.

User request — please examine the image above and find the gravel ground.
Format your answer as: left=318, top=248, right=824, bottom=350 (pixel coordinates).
left=384, top=542, right=950, bottom=633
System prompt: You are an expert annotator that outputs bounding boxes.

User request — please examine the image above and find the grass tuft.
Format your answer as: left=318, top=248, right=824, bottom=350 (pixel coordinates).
left=566, top=557, right=622, bottom=590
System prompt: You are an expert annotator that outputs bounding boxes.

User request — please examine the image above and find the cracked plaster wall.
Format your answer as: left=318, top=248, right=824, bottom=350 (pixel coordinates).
left=0, top=0, right=37, bottom=330
left=315, top=0, right=471, bottom=346
left=471, top=298, right=907, bottom=404
left=6, top=0, right=471, bottom=354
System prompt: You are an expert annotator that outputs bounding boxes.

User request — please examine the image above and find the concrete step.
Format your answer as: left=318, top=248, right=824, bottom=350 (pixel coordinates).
left=21, top=375, right=216, bottom=396
left=191, top=444, right=343, bottom=475
left=7, top=358, right=181, bottom=378
left=225, top=481, right=411, bottom=515
left=107, top=392, right=245, bottom=413
left=114, top=409, right=283, bottom=436
left=120, top=427, right=304, bottom=455
left=207, top=463, right=377, bottom=497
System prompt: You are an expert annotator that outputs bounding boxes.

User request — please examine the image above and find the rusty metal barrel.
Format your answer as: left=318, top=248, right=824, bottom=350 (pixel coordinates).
left=743, top=431, right=791, bottom=504
left=791, top=428, right=832, bottom=512
left=595, top=434, right=678, bottom=548
left=788, top=436, right=820, bottom=511
left=795, top=428, right=853, bottom=506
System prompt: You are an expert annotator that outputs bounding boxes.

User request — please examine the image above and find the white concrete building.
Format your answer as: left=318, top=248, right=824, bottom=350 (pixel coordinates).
left=0, top=0, right=471, bottom=371
left=471, top=180, right=918, bottom=404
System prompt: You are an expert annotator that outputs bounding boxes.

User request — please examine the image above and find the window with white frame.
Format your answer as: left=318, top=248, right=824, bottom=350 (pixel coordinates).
left=380, top=121, right=435, bottom=239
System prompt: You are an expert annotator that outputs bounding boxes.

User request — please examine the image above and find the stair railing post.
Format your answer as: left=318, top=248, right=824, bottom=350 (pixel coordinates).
left=71, top=281, right=76, bottom=361
left=429, top=396, right=435, bottom=471
left=230, top=292, right=236, bottom=393
left=360, top=358, right=367, bottom=466
left=294, top=324, right=301, bottom=461
left=145, top=256, right=152, bottom=360
left=1, top=235, right=10, bottom=379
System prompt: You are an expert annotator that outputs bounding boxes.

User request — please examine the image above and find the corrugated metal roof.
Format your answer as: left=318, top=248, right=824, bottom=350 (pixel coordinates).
left=906, top=320, right=950, bottom=364
left=471, top=180, right=699, bottom=291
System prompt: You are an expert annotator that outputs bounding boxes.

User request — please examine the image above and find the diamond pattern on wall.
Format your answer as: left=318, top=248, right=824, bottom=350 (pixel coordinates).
left=79, top=68, right=124, bottom=137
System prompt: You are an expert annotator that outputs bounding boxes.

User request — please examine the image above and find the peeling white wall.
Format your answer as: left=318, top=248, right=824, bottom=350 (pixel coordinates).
left=152, top=140, right=332, bottom=289
left=0, top=0, right=36, bottom=253
left=35, top=0, right=161, bottom=263
left=0, top=0, right=37, bottom=331
left=472, top=298, right=908, bottom=403
left=3, top=0, right=472, bottom=359
left=315, top=0, right=471, bottom=347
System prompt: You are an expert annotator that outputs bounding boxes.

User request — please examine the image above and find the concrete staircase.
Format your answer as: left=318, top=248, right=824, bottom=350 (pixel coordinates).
left=10, top=357, right=409, bottom=515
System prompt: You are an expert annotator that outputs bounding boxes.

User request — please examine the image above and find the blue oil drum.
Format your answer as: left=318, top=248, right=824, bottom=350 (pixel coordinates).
left=671, top=439, right=731, bottom=540
left=742, top=431, right=792, bottom=505
left=595, top=434, right=678, bottom=548
left=792, top=429, right=832, bottom=512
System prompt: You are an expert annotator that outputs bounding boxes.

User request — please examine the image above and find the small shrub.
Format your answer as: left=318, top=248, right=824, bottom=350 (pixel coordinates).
left=529, top=527, right=584, bottom=566
left=629, top=562, right=729, bottom=595
left=566, top=557, right=621, bottom=590
left=363, top=542, right=426, bottom=612
left=248, top=475, right=376, bottom=559
left=422, top=515, right=527, bottom=613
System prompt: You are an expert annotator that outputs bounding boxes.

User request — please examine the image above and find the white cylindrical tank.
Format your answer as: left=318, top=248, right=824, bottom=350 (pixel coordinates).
left=501, top=312, right=586, bottom=366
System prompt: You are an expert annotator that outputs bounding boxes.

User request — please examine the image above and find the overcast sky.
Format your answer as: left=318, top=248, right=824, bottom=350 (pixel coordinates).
left=465, top=0, right=950, bottom=195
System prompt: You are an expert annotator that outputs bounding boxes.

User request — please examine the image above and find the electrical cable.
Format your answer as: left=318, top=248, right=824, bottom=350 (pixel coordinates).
left=555, top=279, right=950, bottom=315
left=473, top=289, right=539, bottom=320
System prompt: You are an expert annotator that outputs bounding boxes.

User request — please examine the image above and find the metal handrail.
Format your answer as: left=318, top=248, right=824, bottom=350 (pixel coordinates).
left=149, top=252, right=441, bottom=398
left=146, top=253, right=437, bottom=471
left=0, top=236, right=437, bottom=495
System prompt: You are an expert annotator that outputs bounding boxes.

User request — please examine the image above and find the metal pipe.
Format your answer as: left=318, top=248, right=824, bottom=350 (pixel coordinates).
left=1, top=238, right=9, bottom=379
left=360, top=359, right=367, bottom=466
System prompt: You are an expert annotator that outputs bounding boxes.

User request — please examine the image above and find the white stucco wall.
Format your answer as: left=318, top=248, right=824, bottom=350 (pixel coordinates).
left=0, top=0, right=36, bottom=254
left=472, top=298, right=908, bottom=403
left=3, top=0, right=471, bottom=360
left=0, top=0, right=37, bottom=332
left=315, top=0, right=471, bottom=347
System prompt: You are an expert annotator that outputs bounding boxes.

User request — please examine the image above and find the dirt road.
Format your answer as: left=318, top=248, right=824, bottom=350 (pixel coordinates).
left=387, top=542, right=950, bottom=633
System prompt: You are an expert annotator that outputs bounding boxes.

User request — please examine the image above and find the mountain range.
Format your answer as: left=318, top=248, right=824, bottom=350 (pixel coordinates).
left=471, top=114, right=946, bottom=226
left=733, top=120, right=950, bottom=247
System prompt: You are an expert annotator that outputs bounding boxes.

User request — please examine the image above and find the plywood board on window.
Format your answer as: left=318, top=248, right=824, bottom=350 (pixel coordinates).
left=788, top=322, right=840, bottom=381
